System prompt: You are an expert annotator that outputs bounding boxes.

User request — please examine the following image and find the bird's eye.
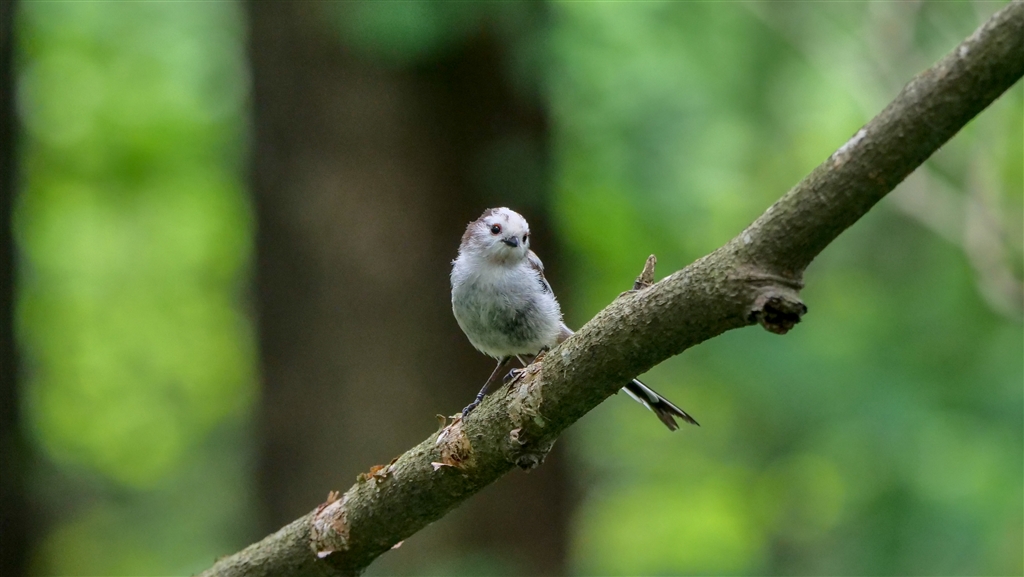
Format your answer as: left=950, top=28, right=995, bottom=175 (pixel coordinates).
left=523, top=233, right=529, bottom=243
left=490, top=224, right=502, bottom=235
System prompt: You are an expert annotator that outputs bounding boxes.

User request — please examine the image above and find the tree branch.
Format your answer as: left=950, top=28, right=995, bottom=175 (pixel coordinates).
left=200, top=3, right=1024, bottom=576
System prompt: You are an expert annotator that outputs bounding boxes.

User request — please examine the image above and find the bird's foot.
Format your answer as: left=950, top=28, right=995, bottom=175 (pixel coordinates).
left=462, top=391, right=485, bottom=418
left=503, top=368, right=526, bottom=385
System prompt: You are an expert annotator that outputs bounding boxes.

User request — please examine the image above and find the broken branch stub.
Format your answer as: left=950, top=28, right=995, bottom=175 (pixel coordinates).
left=747, top=289, right=808, bottom=335
left=634, top=255, right=658, bottom=290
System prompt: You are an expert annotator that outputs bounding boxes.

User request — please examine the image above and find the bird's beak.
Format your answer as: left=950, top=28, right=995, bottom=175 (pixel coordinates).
left=502, top=237, right=519, bottom=248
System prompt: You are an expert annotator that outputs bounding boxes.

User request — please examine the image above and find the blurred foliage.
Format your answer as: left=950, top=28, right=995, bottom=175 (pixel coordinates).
left=324, top=2, right=547, bottom=117
left=15, top=1, right=255, bottom=575
left=551, top=2, right=1022, bottom=575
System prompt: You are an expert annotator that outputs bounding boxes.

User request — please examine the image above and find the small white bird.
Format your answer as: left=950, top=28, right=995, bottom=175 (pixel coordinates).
left=451, top=207, right=698, bottom=431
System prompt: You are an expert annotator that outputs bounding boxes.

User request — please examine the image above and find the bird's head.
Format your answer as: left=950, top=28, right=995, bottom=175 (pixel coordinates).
left=460, top=207, right=531, bottom=264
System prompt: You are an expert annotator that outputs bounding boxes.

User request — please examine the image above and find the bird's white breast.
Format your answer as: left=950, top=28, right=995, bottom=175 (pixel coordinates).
left=451, top=255, right=562, bottom=359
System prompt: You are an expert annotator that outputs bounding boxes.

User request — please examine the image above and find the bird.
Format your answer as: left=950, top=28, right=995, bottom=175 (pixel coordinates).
left=450, top=207, right=698, bottom=431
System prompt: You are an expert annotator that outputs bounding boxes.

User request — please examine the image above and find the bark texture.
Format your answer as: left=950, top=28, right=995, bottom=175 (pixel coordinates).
left=201, top=2, right=1024, bottom=576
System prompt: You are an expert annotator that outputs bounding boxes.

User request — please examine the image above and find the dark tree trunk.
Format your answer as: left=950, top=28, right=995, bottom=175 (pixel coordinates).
left=247, top=3, right=567, bottom=574
left=0, top=2, right=28, bottom=577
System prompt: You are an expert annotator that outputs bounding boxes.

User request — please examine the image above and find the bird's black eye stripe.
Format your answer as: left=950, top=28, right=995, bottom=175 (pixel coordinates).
left=490, top=224, right=502, bottom=235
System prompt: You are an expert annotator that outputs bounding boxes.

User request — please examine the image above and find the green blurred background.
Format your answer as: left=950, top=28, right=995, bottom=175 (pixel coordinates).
left=6, top=1, right=1021, bottom=576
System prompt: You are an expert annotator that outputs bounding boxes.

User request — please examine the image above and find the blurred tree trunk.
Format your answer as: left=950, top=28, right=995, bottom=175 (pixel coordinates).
left=0, top=2, right=28, bottom=576
left=247, top=3, right=567, bottom=574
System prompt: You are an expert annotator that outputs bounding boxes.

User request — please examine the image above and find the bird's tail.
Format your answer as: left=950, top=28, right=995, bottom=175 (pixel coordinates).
left=557, top=324, right=697, bottom=431
left=623, top=379, right=699, bottom=431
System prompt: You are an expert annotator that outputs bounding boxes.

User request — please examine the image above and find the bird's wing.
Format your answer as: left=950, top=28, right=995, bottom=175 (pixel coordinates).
left=527, top=250, right=573, bottom=343
left=526, top=250, right=554, bottom=295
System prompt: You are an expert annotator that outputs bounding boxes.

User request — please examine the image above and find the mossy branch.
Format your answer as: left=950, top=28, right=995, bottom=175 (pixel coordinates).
left=199, top=3, right=1024, bottom=576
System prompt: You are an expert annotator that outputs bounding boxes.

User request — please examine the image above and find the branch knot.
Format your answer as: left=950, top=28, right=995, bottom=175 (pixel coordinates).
left=748, top=289, right=807, bottom=334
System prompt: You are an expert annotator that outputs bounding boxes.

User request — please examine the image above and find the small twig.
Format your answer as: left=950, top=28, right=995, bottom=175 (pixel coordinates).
left=633, top=255, right=657, bottom=291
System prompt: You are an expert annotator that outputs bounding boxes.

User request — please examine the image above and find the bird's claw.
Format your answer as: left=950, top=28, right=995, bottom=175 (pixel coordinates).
left=461, top=402, right=479, bottom=417
left=503, top=368, right=526, bottom=385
